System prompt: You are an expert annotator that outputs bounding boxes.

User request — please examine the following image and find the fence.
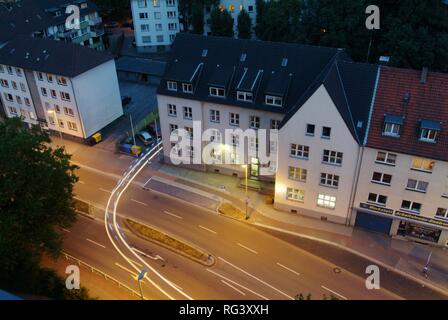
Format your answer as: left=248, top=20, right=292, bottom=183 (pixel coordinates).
left=62, top=251, right=147, bottom=300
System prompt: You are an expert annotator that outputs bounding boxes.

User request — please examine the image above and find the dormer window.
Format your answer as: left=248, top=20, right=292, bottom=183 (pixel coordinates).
left=265, top=95, right=282, bottom=107
left=419, top=120, right=441, bottom=143
left=167, top=81, right=177, bottom=91
left=210, top=86, right=225, bottom=98
left=237, top=91, right=252, bottom=102
left=182, top=83, right=193, bottom=94
left=383, top=114, right=404, bottom=137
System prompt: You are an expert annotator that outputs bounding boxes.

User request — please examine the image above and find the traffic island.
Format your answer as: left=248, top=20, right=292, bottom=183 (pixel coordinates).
left=124, top=218, right=215, bottom=267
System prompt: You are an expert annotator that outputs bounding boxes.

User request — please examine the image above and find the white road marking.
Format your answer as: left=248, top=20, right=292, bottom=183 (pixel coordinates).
left=163, top=210, right=183, bottom=219
left=237, top=243, right=258, bottom=254
left=132, top=247, right=165, bottom=261
left=86, top=238, right=106, bottom=249
left=115, top=262, right=145, bottom=283
left=144, top=177, right=153, bottom=186
left=206, top=269, right=268, bottom=300
left=221, top=280, right=246, bottom=296
left=99, top=188, right=112, bottom=194
left=219, top=257, right=294, bottom=300
left=130, top=198, right=148, bottom=206
left=199, top=225, right=217, bottom=234
left=321, top=285, right=348, bottom=300
left=129, top=259, right=143, bottom=268
left=168, top=280, right=184, bottom=291
left=61, top=228, right=70, bottom=233
left=276, top=263, right=301, bottom=277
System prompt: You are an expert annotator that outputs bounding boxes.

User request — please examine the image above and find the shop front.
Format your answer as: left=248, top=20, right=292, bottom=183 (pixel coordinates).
left=397, top=221, right=441, bottom=243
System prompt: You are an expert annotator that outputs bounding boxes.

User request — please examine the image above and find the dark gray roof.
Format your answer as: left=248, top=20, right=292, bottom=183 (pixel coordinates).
left=158, top=33, right=348, bottom=114
left=115, top=57, right=166, bottom=76
left=0, top=36, right=113, bottom=77
left=158, top=34, right=379, bottom=143
left=0, top=0, right=98, bottom=44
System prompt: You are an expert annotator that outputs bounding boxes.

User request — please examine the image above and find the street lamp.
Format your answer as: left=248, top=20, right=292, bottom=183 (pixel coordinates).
left=137, top=269, right=147, bottom=300
left=242, top=164, right=249, bottom=220
left=48, top=108, right=65, bottom=149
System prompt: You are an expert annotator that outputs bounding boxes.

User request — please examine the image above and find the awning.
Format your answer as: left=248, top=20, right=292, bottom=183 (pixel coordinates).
left=420, top=119, right=441, bottom=131
left=384, top=114, right=404, bottom=125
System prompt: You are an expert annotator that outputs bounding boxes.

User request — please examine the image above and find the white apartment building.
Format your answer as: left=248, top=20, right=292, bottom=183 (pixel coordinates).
left=131, top=0, right=180, bottom=52
left=204, top=0, right=257, bottom=37
left=0, top=36, right=123, bottom=141
left=351, top=67, right=448, bottom=247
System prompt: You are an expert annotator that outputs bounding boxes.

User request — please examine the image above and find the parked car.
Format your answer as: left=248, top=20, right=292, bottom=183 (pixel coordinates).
left=136, top=131, right=154, bottom=146
left=121, top=96, right=132, bottom=106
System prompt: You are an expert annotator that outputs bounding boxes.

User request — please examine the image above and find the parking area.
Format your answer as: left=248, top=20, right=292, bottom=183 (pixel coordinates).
left=92, top=80, right=158, bottom=153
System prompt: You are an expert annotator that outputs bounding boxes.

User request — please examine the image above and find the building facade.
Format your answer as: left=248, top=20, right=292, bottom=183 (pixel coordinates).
left=0, top=0, right=105, bottom=50
left=131, top=0, right=180, bottom=52
left=0, top=36, right=123, bottom=140
left=352, top=67, right=448, bottom=247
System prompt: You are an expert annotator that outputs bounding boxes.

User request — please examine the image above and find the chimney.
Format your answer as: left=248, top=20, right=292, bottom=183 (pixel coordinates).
left=420, top=67, right=428, bottom=84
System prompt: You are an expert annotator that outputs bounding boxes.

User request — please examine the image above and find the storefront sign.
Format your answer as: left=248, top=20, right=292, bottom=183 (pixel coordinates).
left=395, top=211, right=448, bottom=229
left=360, top=203, right=394, bottom=215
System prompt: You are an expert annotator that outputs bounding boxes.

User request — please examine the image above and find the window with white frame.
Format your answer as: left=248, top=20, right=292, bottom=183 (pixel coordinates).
left=167, top=11, right=177, bottom=18
left=0, top=79, right=8, bottom=87
left=139, top=12, right=148, bottom=19
left=383, top=122, right=401, bottom=137
left=11, top=81, right=17, bottom=90
left=411, top=158, right=435, bottom=172
left=137, top=0, right=147, bottom=7
left=60, top=92, right=70, bottom=101
left=37, top=72, right=44, bottom=81
left=57, top=76, right=67, bottom=86
left=436, top=208, right=448, bottom=219
left=420, top=128, right=437, bottom=142
left=153, top=0, right=160, bottom=6
left=265, top=95, right=282, bottom=107
left=376, top=151, right=397, bottom=165
left=0, top=65, right=4, bottom=73
left=182, top=83, right=193, bottom=93
left=401, top=200, right=421, bottom=213
left=249, top=137, right=258, bottom=151
left=183, top=106, right=192, bottom=119
left=237, top=91, right=253, bottom=102
left=168, top=23, right=177, bottom=31
left=271, top=119, right=280, bottom=130
left=47, top=74, right=53, bottom=83
left=155, top=24, right=163, bottom=32
left=58, top=119, right=64, bottom=128
left=317, top=194, right=336, bottom=209
left=371, top=172, right=392, bottom=185
left=210, top=109, right=220, bottom=123
left=169, top=124, right=178, bottom=133
left=286, top=188, right=305, bottom=202
left=7, top=66, right=13, bottom=74
left=166, top=0, right=175, bottom=6
left=167, top=81, right=177, bottom=91
left=290, top=144, right=309, bottom=159
left=306, top=124, right=316, bottom=136
left=28, top=111, right=35, bottom=120
left=231, top=134, right=239, bottom=146
left=184, top=127, right=193, bottom=139
left=368, top=193, right=387, bottom=206
left=41, top=88, right=47, bottom=96
left=210, top=129, right=221, bottom=142
left=406, top=179, right=428, bottom=193
left=20, top=82, right=26, bottom=92
left=167, top=104, right=177, bottom=116
left=141, top=24, right=150, bottom=32
left=322, top=149, right=343, bottom=165
left=67, top=121, right=78, bottom=131
left=16, top=96, right=22, bottom=104
left=320, top=173, right=339, bottom=188
left=64, top=107, right=74, bottom=116
left=249, top=116, right=260, bottom=129
left=288, top=167, right=307, bottom=182
left=142, top=36, right=151, bottom=43
left=8, top=106, right=17, bottom=115
left=16, top=68, right=22, bottom=77
left=50, top=89, right=57, bottom=99
left=229, top=112, right=239, bottom=126
left=322, top=126, right=331, bottom=139
left=4, top=93, right=13, bottom=101
left=210, top=87, right=225, bottom=97
left=156, top=35, right=164, bottom=42
left=24, top=98, right=30, bottom=106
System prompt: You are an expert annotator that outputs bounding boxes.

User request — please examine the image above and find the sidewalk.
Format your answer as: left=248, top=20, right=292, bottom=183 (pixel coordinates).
left=156, top=163, right=448, bottom=295
left=53, top=139, right=447, bottom=296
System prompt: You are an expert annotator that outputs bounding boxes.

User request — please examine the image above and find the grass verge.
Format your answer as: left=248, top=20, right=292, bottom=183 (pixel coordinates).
left=218, top=202, right=247, bottom=220
left=124, top=219, right=213, bottom=266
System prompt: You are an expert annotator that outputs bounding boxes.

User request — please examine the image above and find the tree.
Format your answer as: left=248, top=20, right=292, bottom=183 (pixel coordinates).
left=210, top=8, right=234, bottom=37
left=0, top=118, right=78, bottom=297
left=237, top=9, right=252, bottom=39
left=191, top=3, right=205, bottom=34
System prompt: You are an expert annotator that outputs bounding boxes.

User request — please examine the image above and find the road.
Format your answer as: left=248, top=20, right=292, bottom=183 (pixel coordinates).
left=66, top=162, right=400, bottom=300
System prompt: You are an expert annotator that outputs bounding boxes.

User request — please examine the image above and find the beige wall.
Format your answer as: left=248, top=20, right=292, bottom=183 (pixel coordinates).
left=274, top=85, right=361, bottom=224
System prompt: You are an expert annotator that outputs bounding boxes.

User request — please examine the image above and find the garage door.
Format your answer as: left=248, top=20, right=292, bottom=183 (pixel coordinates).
left=355, top=211, right=392, bottom=234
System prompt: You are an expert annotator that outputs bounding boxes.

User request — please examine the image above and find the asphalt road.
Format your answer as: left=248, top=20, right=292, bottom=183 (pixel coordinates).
left=68, top=165, right=401, bottom=300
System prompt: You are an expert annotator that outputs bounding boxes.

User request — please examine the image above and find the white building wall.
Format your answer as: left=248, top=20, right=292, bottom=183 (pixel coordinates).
left=274, top=85, right=361, bottom=224
left=353, top=147, right=448, bottom=246
left=71, top=59, right=123, bottom=138
left=0, top=65, right=38, bottom=125
left=131, top=0, right=180, bottom=50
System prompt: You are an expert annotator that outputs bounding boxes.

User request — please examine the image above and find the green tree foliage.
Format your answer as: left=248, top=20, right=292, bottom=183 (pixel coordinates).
left=0, top=118, right=79, bottom=297
left=237, top=9, right=252, bottom=39
left=210, top=8, right=234, bottom=37
left=92, top=0, right=130, bottom=21
left=254, top=0, right=448, bottom=72
left=191, top=3, right=205, bottom=34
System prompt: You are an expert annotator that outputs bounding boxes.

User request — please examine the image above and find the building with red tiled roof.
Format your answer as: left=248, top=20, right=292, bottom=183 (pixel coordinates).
left=352, top=66, right=448, bottom=247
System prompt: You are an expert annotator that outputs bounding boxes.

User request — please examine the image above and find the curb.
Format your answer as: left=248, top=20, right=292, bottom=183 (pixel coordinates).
left=254, top=223, right=448, bottom=298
